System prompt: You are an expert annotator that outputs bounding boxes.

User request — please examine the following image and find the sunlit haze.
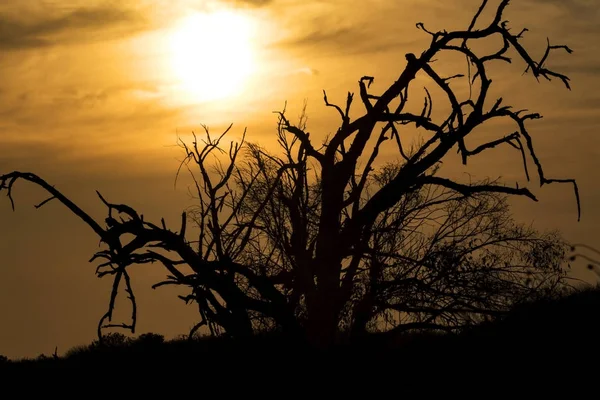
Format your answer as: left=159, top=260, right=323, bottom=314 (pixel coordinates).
left=169, top=10, right=257, bottom=102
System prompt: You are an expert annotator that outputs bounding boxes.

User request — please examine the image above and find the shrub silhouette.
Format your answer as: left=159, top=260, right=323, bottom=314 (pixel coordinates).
left=91, top=332, right=131, bottom=348
left=134, top=332, right=165, bottom=346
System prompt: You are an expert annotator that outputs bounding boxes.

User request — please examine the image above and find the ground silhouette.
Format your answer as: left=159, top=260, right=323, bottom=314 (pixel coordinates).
left=3, top=284, right=599, bottom=380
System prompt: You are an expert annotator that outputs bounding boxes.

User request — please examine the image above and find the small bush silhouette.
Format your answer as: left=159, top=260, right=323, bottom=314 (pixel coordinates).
left=133, top=332, right=165, bottom=346
left=92, top=332, right=131, bottom=348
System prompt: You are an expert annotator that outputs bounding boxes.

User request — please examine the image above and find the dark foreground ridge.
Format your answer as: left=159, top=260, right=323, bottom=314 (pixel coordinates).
left=2, top=285, right=600, bottom=383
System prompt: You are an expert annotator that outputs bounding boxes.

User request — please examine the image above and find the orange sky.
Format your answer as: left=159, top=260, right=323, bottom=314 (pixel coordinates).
left=1, top=0, right=599, bottom=359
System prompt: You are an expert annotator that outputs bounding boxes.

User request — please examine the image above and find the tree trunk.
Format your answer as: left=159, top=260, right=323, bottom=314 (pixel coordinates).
left=306, top=294, right=340, bottom=349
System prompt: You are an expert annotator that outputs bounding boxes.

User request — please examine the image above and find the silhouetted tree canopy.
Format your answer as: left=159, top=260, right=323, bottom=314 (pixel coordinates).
left=0, top=0, right=579, bottom=348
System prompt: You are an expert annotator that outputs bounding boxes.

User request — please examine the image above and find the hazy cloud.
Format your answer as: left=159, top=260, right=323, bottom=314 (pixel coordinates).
left=529, top=0, right=598, bottom=15
left=271, top=2, right=425, bottom=57
left=283, top=30, right=422, bottom=57
left=221, top=0, right=274, bottom=8
left=518, top=0, right=600, bottom=31
left=293, top=67, right=319, bottom=76
left=0, top=4, right=147, bottom=50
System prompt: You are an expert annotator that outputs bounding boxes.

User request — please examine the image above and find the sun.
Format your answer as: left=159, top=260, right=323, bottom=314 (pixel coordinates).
left=169, top=10, right=256, bottom=103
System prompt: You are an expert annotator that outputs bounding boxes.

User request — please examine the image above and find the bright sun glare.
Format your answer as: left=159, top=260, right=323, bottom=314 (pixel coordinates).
left=169, top=10, right=256, bottom=103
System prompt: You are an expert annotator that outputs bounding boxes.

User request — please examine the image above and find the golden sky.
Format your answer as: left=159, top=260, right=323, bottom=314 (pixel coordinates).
left=1, top=0, right=599, bottom=358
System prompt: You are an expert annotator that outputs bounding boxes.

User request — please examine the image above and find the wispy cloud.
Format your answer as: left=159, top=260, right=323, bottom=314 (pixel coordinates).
left=271, top=1, right=427, bottom=56
left=0, top=4, right=147, bottom=51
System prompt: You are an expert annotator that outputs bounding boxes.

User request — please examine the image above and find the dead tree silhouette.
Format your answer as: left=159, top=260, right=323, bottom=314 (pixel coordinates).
left=0, top=0, right=580, bottom=348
